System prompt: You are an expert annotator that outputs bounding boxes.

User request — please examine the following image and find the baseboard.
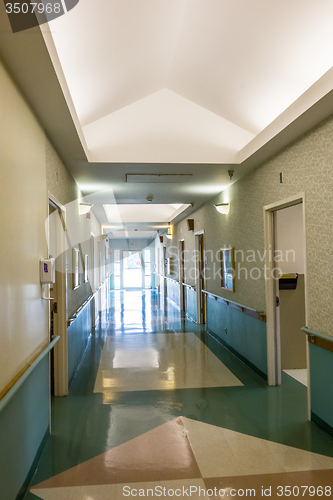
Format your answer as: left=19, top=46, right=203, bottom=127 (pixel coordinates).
left=207, top=329, right=268, bottom=382
left=311, top=412, right=333, bottom=438
left=16, top=427, right=49, bottom=500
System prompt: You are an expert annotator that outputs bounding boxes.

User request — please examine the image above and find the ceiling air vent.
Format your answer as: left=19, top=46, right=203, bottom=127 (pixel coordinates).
left=126, top=174, right=192, bottom=183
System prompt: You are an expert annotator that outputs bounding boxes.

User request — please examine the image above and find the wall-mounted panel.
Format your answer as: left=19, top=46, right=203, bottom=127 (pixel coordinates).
left=0, top=358, right=49, bottom=500
left=67, top=298, right=93, bottom=386
left=186, top=287, right=197, bottom=323
left=166, top=280, right=181, bottom=309
left=310, top=342, right=333, bottom=435
left=206, top=295, right=267, bottom=380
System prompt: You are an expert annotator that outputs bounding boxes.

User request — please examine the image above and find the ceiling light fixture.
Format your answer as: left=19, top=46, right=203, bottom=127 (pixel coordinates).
left=165, top=226, right=173, bottom=239
left=214, top=203, right=230, bottom=215
left=127, top=174, right=192, bottom=183
left=79, top=202, right=93, bottom=215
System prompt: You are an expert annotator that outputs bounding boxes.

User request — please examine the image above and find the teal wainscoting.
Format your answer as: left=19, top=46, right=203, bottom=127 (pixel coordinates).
left=186, top=287, right=197, bottom=323
left=166, top=279, right=180, bottom=309
left=110, top=275, right=114, bottom=290
left=159, top=277, right=167, bottom=303
left=309, top=342, right=333, bottom=436
left=0, top=356, right=49, bottom=500
left=150, top=274, right=155, bottom=289
left=206, top=295, right=267, bottom=380
left=68, top=298, right=93, bottom=387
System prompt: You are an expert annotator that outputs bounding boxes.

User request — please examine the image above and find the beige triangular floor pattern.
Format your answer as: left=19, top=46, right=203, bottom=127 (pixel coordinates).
left=94, top=333, right=243, bottom=398
left=32, top=417, right=333, bottom=499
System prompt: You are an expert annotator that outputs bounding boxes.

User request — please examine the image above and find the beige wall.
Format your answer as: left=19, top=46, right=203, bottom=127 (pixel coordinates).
left=276, top=203, right=305, bottom=274
left=46, top=140, right=103, bottom=317
left=0, top=58, right=105, bottom=393
left=0, top=60, right=48, bottom=391
left=171, top=116, right=333, bottom=337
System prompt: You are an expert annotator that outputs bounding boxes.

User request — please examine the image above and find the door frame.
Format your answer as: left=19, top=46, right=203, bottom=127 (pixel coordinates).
left=195, top=230, right=205, bottom=324
left=179, top=239, right=185, bottom=311
left=263, top=193, right=308, bottom=395
left=89, top=232, right=96, bottom=325
left=47, top=193, right=68, bottom=397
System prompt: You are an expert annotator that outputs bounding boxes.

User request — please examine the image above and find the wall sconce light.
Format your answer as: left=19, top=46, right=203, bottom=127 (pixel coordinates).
left=79, top=202, right=93, bottom=215
left=166, top=226, right=173, bottom=239
left=214, top=203, right=230, bottom=215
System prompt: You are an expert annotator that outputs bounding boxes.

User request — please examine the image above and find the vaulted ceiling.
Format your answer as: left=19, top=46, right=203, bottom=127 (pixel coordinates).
left=43, top=0, right=333, bottom=165
left=1, top=0, right=333, bottom=237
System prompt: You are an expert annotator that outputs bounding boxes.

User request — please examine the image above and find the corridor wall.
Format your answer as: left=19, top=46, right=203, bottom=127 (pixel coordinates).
left=0, top=58, right=105, bottom=497
left=46, top=139, right=108, bottom=386
left=46, top=140, right=103, bottom=317
left=170, top=115, right=333, bottom=427
left=0, top=59, right=50, bottom=500
left=172, top=116, right=333, bottom=335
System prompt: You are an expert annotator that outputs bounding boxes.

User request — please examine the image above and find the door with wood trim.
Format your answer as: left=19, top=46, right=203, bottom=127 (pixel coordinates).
left=48, top=197, right=68, bottom=396
left=179, top=240, right=185, bottom=311
left=264, top=194, right=308, bottom=390
left=195, top=233, right=205, bottom=324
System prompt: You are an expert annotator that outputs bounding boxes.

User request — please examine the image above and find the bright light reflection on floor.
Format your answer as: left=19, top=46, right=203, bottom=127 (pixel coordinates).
left=112, top=349, right=159, bottom=369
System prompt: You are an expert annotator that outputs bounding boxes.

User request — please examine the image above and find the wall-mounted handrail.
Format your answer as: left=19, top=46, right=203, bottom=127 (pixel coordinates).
left=0, top=336, right=60, bottom=413
left=68, top=293, right=95, bottom=326
left=94, top=272, right=112, bottom=293
left=95, top=282, right=104, bottom=292
left=202, top=290, right=266, bottom=322
left=69, top=272, right=112, bottom=326
left=165, top=276, right=180, bottom=284
left=301, top=327, right=333, bottom=343
left=183, top=283, right=196, bottom=291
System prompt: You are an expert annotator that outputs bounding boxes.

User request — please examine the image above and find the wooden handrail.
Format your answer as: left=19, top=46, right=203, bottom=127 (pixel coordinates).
left=202, top=290, right=266, bottom=322
left=0, top=336, right=60, bottom=412
left=69, top=272, right=112, bottom=326
left=165, top=276, right=180, bottom=284
left=68, top=293, right=95, bottom=326
left=302, top=327, right=333, bottom=353
left=301, top=326, right=333, bottom=342
left=183, top=283, right=196, bottom=291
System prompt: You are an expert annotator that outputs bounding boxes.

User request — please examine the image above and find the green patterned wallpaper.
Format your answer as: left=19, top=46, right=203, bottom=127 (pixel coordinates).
left=173, top=116, right=333, bottom=336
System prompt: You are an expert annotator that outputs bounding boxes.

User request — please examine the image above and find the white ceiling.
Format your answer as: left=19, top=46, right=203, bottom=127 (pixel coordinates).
left=83, top=89, right=254, bottom=163
left=44, top=0, right=333, bottom=164
left=104, top=203, right=190, bottom=223
left=100, top=203, right=190, bottom=239
left=34, top=0, right=333, bottom=238
left=3, top=0, right=333, bottom=245
left=109, top=231, right=157, bottom=239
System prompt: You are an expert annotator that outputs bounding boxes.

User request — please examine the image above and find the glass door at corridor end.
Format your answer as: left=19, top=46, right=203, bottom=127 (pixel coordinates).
left=123, top=251, right=143, bottom=288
